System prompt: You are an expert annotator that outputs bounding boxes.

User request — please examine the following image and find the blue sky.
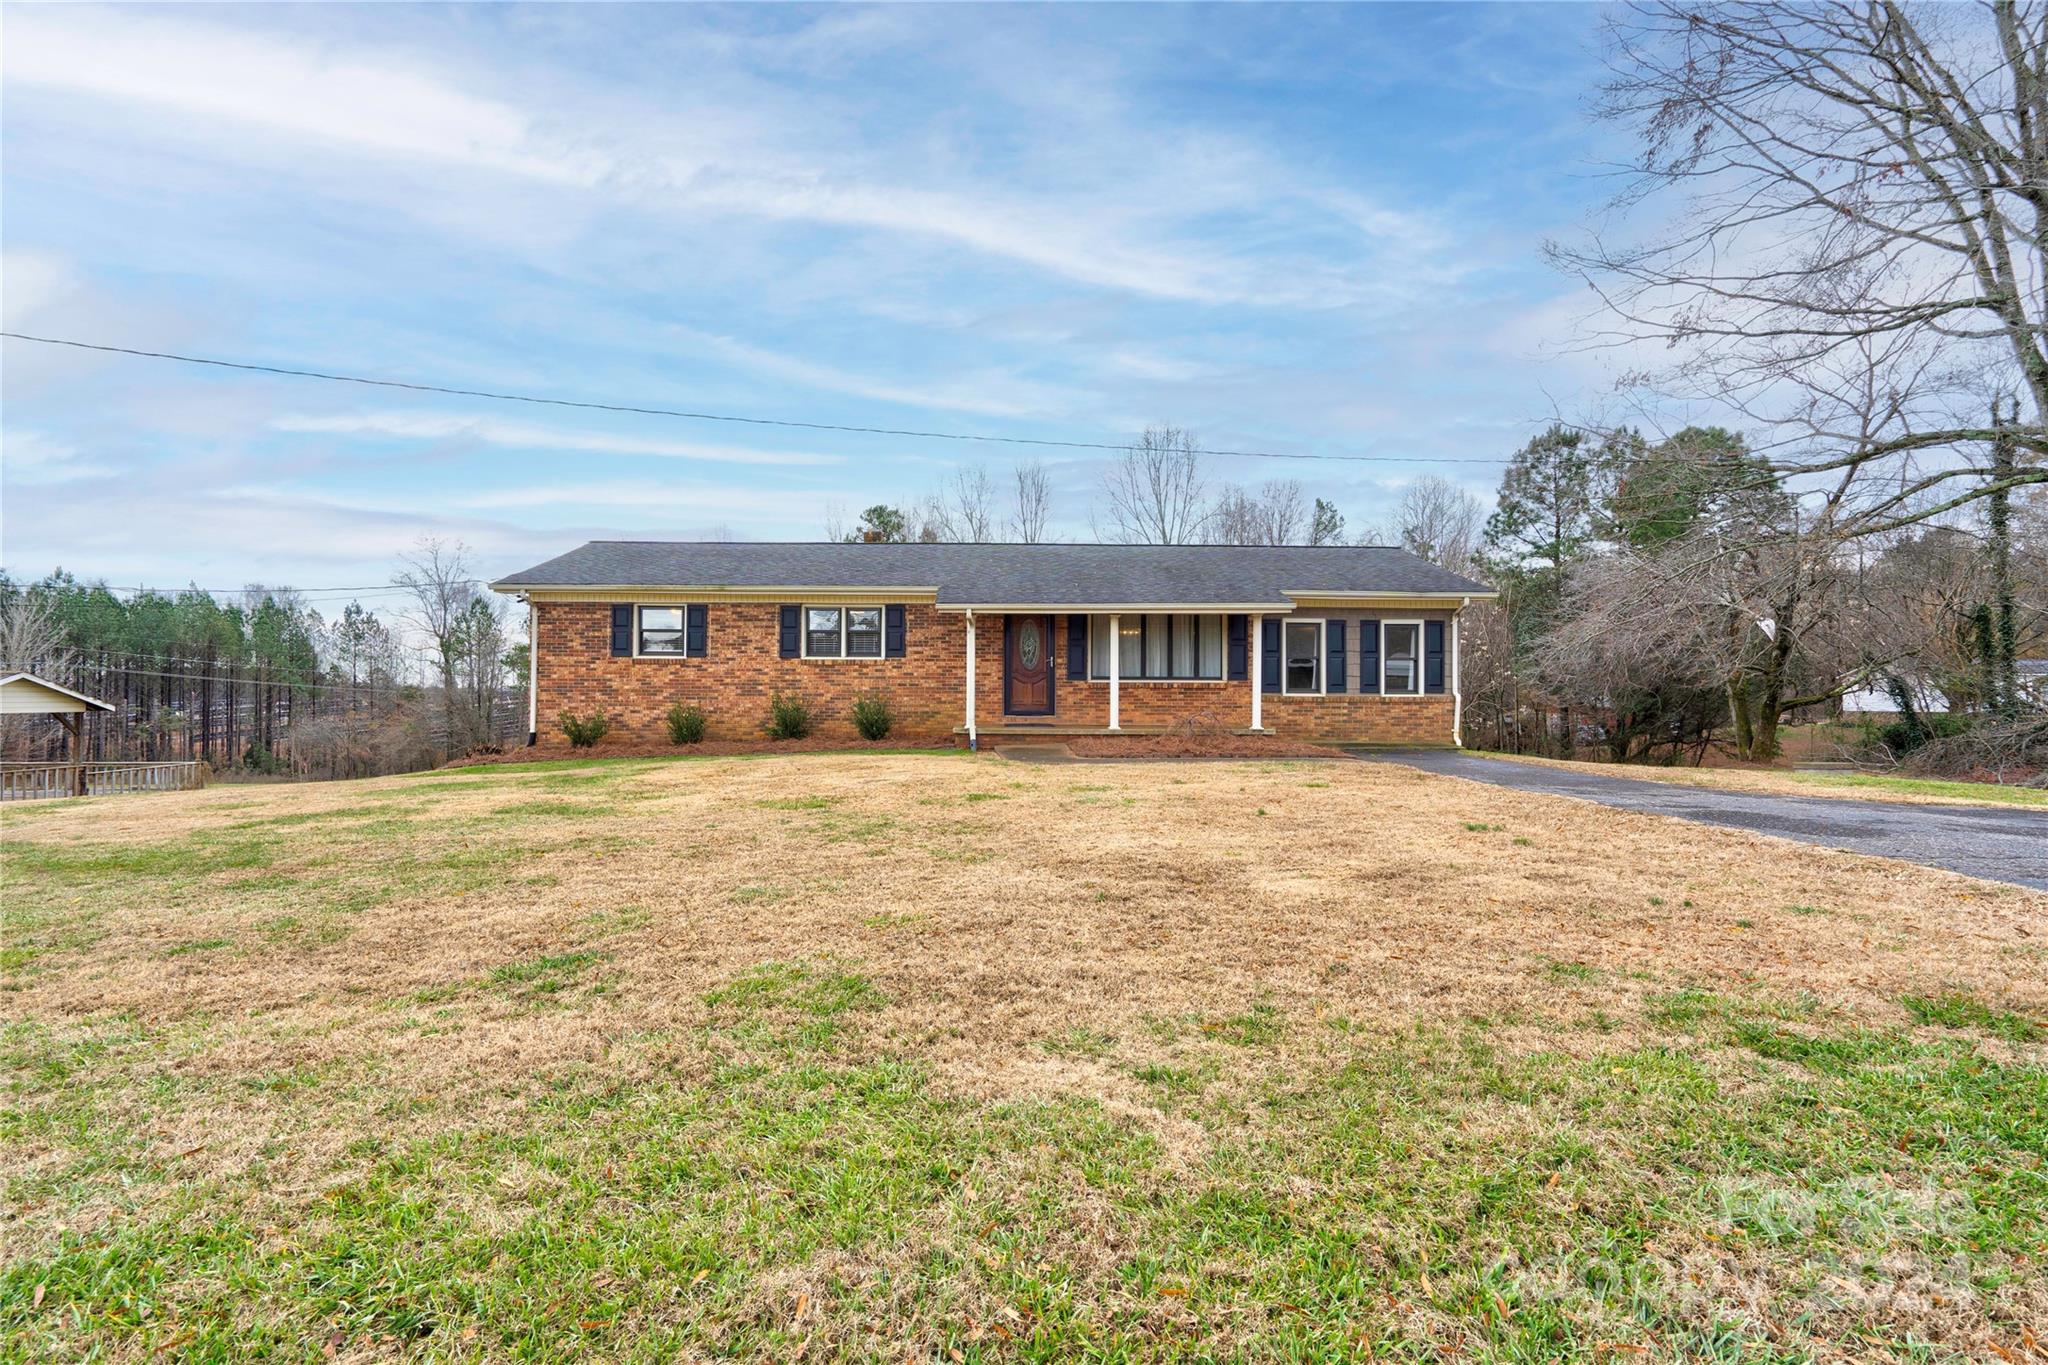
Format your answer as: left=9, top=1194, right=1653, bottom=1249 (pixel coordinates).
left=2, top=2, right=1625, bottom=595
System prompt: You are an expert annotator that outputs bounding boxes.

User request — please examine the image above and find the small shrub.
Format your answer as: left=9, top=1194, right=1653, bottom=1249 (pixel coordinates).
left=851, top=693, right=893, bottom=741
left=665, top=702, right=708, bottom=745
left=558, top=710, right=611, bottom=748
left=765, top=693, right=813, bottom=741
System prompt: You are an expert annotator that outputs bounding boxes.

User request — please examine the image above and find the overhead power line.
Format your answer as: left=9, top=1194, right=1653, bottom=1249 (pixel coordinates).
left=0, top=330, right=1512, bottom=466
left=94, top=581, right=474, bottom=601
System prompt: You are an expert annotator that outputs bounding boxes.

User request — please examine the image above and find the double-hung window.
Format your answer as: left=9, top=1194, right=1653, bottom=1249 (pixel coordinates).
left=637, top=606, right=687, bottom=656
left=846, top=607, right=883, bottom=657
left=1381, top=621, right=1421, bottom=695
left=1283, top=620, right=1323, bottom=694
left=1088, top=614, right=1224, bottom=680
left=803, top=606, right=884, bottom=659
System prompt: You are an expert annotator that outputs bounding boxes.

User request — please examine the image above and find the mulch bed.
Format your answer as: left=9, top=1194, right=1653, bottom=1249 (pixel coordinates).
left=450, top=737, right=957, bottom=766
left=1063, top=734, right=1340, bottom=759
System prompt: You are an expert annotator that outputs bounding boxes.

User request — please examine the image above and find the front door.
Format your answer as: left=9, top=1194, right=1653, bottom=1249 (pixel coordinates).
left=1004, top=614, right=1054, bottom=716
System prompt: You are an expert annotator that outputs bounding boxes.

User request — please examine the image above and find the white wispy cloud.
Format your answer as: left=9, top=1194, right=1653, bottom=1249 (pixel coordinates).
left=1, top=430, right=117, bottom=485
left=662, top=327, right=1074, bottom=418
left=460, top=482, right=858, bottom=517
left=270, top=412, right=843, bottom=466
left=1, top=7, right=1460, bottom=309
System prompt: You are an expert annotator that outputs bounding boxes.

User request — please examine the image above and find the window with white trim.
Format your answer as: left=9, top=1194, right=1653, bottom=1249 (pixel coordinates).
left=1284, top=619, right=1323, bottom=694
left=637, top=606, right=687, bottom=656
left=1382, top=621, right=1421, bottom=695
left=846, top=607, right=883, bottom=658
left=1089, top=614, right=1225, bottom=680
left=803, top=606, right=885, bottom=659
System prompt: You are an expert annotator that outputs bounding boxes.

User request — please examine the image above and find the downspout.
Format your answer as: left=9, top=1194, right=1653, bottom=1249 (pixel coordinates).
left=526, top=596, right=538, bottom=747
left=1452, top=596, right=1467, bottom=749
left=965, top=609, right=978, bottom=751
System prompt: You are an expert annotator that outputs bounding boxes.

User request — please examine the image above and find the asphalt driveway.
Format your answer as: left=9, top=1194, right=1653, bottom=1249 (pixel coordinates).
left=1354, top=750, right=2048, bottom=890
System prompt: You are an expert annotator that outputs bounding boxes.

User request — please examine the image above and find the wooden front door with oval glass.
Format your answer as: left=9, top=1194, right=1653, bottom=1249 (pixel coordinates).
left=1003, top=614, right=1055, bottom=716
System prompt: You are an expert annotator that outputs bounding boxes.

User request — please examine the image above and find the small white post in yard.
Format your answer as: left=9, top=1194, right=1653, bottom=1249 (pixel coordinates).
left=1249, top=613, right=1263, bottom=731
left=964, top=610, right=978, bottom=746
left=1107, top=612, right=1121, bottom=730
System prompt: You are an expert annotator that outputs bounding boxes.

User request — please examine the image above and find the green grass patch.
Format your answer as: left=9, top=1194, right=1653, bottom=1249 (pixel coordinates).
left=1041, top=1027, right=1118, bottom=1060
left=700, top=960, right=884, bottom=1054
left=6, top=983, right=2044, bottom=1361
left=1201, top=1002, right=1284, bottom=1047
left=487, top=799, right=609, bottom=821
left=1778, top=770, right=2048, bottom=806
left=488, top=951, right=606, bottom=994
left=581, top=904, right=651, bottom=936
left=1901, top=990, right=2043, bottom=1043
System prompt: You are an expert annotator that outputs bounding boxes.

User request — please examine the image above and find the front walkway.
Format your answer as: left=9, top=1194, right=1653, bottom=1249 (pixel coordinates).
left=1353, top=749, right=2048, bottom=890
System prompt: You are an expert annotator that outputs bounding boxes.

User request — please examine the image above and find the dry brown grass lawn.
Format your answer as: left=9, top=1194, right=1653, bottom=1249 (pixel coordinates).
left=5, top=751, right=2045, bottom=1363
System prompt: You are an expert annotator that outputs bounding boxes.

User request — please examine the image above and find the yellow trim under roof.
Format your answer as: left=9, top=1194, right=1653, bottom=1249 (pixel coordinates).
left=1285, top=594, right=1485, bottom=611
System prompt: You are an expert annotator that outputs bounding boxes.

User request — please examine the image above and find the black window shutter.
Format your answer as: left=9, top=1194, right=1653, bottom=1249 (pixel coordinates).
left=1067, top=614, right=1087, bottom=680
left=1260, top=619, right=1281, bottom=693
left=1327, top=620, right=1348, bottom=694
left=686, top=604, right=707, bottom=657
left=1357, top=618, right=1381, bottom=694
left=885, top=605, right=906, bottom=658
left=778, top=605, right=800, bottom=658
left=1424, top=620, right=1447, bottom=694
left=1226, top=614, right=1247, bottom=681
left=610, top=604, right=633, bottom=657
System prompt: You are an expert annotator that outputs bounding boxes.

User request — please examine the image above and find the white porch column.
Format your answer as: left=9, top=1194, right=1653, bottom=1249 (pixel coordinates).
left=1451, top=599, right=1465, bottom=748
left=526, top=598, right=538, bottom=746
left=965, top=610, right=978, bottom=746
left=1249, top=613, right=1264, bottom=731
left=1107, top=613, right=1121, bottom=730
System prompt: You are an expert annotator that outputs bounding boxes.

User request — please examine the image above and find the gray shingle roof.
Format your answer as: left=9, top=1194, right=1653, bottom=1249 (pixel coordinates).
left=493, top=542, right=1492, bottom=607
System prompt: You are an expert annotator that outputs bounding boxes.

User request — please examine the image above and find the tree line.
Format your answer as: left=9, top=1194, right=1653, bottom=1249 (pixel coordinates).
left=0, top=541, right=522, bottom=779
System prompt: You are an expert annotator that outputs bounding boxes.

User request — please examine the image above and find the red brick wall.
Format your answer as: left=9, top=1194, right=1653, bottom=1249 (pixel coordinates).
left=1261, top=693, right=1455, bottom=744
left=535, top=602, right=967, bottom=744
left=993, top=615, right=1459, bottom=745
left=534, top=603, right=1460, bottom=748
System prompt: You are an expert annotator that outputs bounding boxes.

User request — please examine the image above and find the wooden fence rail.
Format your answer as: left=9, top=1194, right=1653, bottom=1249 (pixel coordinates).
left=0, top=761, right=205, bottom=801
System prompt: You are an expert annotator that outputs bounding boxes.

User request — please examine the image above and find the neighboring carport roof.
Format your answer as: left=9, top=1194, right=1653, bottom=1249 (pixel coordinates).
left=0, top=672, right=116, bottom=714
left=491, top=542, right=1493, bottom=608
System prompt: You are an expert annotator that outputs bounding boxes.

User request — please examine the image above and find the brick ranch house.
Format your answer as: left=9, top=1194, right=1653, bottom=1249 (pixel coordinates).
left=492, top=542, right=1495, bottom=748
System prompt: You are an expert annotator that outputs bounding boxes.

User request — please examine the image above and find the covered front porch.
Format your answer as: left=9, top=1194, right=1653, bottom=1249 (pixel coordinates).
left=956, top=608, right=1277, bottom=745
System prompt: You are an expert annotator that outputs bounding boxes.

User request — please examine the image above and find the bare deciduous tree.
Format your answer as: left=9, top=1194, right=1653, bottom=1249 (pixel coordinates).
left=0, top=585, right=72, bottom=758
left=1388, top=476, right=1486, bottom=574
left=395, top=538, right=495, bottom=758
left=0, top=585, right=67, bottom=674
left=1010, top=459, right=1052, bottom=543
left=944, top=467, right=998, bottom=542
left=1208, top=480, right=1307, bottom=545
left=1553, top=2, right=2047, bottom=531
left=1096, top=425, right=1210, bottom=544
